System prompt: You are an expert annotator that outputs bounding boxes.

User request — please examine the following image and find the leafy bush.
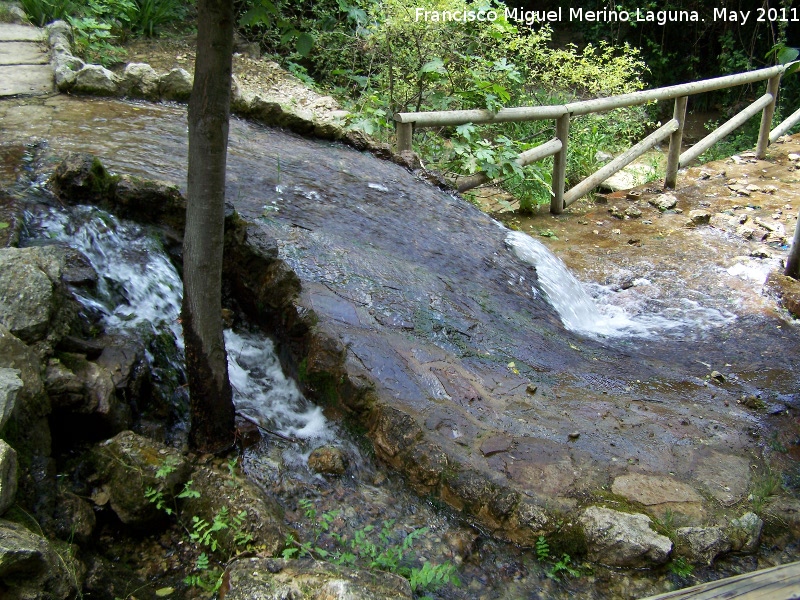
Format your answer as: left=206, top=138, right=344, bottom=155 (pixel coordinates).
left=271, top=0, right=649, bottom=211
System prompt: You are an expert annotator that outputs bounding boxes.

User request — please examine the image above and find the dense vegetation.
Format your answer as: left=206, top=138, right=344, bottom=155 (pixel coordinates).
left=15, top=0, right=800, bottom=210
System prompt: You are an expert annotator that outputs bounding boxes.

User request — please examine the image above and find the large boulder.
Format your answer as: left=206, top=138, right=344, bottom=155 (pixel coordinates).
left=222, top=557, right=413, bottom=600
left=0, top=245, right=95, bottom=356
left=119, top=63, right=160, bottom=100
left=0, top=519, right=80, bottom=600
left=91, top=430, right=190, bottom=526
left=0, top=326, right=54, bottom=526
left=72, top=64, right=120, bottom=96
left=579, top=506, right=672, bottom=567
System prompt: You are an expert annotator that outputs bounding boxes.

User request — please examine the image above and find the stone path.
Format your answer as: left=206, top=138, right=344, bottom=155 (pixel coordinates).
left=0, top=23, right=53, bottom=97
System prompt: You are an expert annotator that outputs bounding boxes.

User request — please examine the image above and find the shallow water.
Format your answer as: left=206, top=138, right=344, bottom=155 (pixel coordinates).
left=3, top=94, right=800, bottom=599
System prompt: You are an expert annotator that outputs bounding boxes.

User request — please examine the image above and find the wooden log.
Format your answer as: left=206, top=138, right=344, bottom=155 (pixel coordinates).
left=551, top=114, right=570, bottom=214
left=394, top=64, right=790, bottom=128
left=756, top=74, right=782, bottom=159
left=665, top=96, right=688, bottom=189
left=770, top=105, right=800, bottom=142
left=639, top=560, right=800, bottom=599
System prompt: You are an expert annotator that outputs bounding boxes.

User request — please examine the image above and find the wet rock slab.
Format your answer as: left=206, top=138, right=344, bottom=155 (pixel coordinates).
left=2, top=98, right=799, bottom=566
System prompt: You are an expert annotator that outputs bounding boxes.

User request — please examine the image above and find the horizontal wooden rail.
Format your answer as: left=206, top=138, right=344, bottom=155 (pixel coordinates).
left=394, top=62, right=798, bottom=213
left=394, top=64, right=788, bottom=130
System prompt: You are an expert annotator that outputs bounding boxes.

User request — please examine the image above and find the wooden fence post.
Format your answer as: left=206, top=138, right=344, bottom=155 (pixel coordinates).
left=756, top=74, right=781, bottom=159
left=551, top=114, right=570, bottom=214
left=786, top=210, right=800, bottom=279
left=396, top=122, right=413, bottom=153
left=665, top=96, right=687, bottom=189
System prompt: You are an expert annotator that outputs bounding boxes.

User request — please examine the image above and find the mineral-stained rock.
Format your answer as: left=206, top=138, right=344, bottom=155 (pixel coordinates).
left=0, top=440, right=18, bottom=515
left=0, top=518, right=79, bottom=599
left=579, top=506, right=672, bottom=567
left=674, top=526, right=730, bottom=564
left=91, top=430, right=190, bottom=526
left=222, top=557, right=413, bottom=600
left=727, top=512, right=763, bottom=553
left=308, top=445, right=347, bottom=475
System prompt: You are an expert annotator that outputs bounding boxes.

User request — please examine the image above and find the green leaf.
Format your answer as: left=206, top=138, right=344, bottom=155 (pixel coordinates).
left=0, top=222, right=9, bottom=229
left=296, top=32, right=315, bottom=57
left=420, top=57, right=445, bottom=74
left=778, top=46, right=799, bottom=65
left=155, top=587, right=174, bottom=597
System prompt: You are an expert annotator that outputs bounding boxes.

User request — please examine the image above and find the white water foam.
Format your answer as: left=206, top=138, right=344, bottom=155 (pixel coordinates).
left=225, top=329, right=333, bottom=444
left=31, top=206, right=184, bottom=345
left=31, top=206, right=335, bottom=456
left=505, top=231, right=736, bottom=339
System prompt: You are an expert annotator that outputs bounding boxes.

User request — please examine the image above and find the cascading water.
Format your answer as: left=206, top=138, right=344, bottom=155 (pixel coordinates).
left=24, top=204, right=339, bottom=457
left=505, top=230, right=736, bottom=338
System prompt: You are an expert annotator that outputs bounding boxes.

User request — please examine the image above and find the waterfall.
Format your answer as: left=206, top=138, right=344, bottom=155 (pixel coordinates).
left=25, top=205, right=336, bottom=450
left=505, top=230, right=736, bottom=338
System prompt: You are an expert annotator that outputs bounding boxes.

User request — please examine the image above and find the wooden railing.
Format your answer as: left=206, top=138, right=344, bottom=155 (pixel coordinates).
left=394, top=63, right=800, bottom=214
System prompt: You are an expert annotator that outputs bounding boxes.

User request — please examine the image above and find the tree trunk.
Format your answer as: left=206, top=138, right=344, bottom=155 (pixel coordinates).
left=183, top=0, right=235, bottom=453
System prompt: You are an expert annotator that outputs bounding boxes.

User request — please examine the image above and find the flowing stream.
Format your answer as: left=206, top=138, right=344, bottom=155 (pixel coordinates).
left=4, top=95, right=800, bottom=599
left=505, top=230, right=737, bottom=338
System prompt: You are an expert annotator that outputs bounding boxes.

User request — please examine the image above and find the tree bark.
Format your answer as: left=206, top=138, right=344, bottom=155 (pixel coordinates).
left=183, top=0, right=235, bottom=453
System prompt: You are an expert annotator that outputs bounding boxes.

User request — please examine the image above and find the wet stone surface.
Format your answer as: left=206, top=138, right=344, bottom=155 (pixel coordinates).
left=1, top=96, right=799, bottom=590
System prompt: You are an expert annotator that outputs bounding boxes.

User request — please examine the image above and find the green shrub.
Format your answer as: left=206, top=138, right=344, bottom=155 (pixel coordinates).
left=276, top=0, right=649, bottom=210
